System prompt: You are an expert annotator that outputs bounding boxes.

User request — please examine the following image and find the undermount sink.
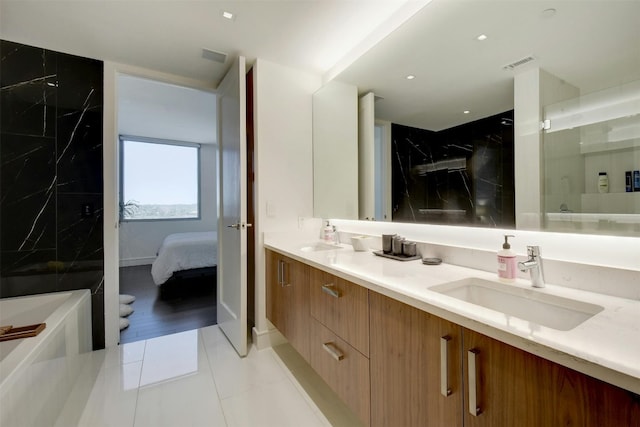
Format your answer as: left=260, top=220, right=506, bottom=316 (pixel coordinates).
left=300, top=242, right=343, bottom=252
left=431, top=278, right=604, bottom=331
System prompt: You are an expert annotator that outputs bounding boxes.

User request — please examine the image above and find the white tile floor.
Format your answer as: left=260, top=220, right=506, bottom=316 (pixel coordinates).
left=54, top=326, right=335, bottom=427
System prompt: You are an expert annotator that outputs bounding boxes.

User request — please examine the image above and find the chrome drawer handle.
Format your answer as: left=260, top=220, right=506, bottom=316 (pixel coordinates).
left=468, top=349, right=481, bottom=416
left=440, top=336, right=452, bottom=397
left=321, top=283, right=341, bottom=298
left=322, top=342, right=344, bottom=361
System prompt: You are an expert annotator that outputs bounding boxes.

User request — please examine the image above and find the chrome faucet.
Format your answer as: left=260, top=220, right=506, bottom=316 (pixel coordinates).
left=518, top=246, right=545, bottom=288
left=332, top=225, right=340, bottom=244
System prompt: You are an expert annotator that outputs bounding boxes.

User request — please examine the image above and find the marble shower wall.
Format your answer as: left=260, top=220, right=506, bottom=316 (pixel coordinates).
left=0, top=40, right=105, bottom=349
left=392, top=111, right=515, bottom=228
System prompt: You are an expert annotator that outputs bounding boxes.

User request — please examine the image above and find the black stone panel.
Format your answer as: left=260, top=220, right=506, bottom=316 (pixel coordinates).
left=56, top=107, right=103, bottom=193
left=56, top=54, right=103, bottom=193
left=57, top=52, right=103, bottom=111
left=0, top=134, right=56, bottom=251
left=0, top=40, right=57, bottom=137
left=1, top=40, right=105, bottom=350
left=0, top=249, right=58, bottom=298
left=57, top=193, right=103, bottom=265
left=392, top=111, right=515, bottom=228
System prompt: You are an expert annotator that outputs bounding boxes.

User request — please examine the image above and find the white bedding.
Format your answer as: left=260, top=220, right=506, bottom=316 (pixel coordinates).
left=151, top=232, right=217, bottom=285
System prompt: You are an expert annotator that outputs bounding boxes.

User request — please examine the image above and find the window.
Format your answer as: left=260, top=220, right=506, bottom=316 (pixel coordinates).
left=120, top=136, right=200, bottom=221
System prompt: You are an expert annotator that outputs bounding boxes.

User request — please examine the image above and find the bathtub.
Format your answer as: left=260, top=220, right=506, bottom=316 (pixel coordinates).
left=0, top=290, right=92, bottom=426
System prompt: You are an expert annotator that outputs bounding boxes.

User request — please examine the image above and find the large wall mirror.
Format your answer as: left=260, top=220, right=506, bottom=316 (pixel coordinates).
left=313, top=0, right=640, bottom=237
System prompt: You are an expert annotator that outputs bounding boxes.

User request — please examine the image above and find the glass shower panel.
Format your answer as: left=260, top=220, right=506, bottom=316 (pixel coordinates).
left=542, top=80, right=640, bottom=236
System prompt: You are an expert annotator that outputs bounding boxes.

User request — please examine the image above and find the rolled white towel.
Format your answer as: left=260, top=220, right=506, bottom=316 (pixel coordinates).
left=119, top=294, right=136, bottom=304
left=119, top=303, right=134, bottom=317
left=119, top=317, right=130, bottom=330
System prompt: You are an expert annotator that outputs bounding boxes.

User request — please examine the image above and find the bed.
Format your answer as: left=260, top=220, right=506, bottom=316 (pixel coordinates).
left=151, top=231, right=218, bottom=285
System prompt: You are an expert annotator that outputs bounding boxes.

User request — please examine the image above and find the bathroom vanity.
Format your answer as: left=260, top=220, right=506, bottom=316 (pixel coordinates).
left=265, top=237, right=640, bottom=427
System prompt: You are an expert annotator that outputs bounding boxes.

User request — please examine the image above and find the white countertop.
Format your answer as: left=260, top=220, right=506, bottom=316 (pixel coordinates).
left=264, top=234, right=640, bottom=394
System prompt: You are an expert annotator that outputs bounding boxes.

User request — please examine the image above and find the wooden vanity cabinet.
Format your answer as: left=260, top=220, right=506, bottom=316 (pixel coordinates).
left=309, top=267, right=370, bottom=356
left=267, top=252, right=639, bottom=426
left=265, top=250, right=310, bottom=361
left=463, top=328, right=640, bottom=427
left=309, top=318, right=371, bottom=426
left=370, top=292, right=463, bottom=427
left=371, top=291, right=640, bottom=427
left=309, top=266, right=371, bottom=425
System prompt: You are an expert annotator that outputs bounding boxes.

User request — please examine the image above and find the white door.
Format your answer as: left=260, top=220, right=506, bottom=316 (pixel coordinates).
left=217, top=57, right=248, bottom=357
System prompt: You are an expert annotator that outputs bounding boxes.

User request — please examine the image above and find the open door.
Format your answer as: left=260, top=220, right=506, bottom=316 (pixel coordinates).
left=217, top=57, right=248, bottom=356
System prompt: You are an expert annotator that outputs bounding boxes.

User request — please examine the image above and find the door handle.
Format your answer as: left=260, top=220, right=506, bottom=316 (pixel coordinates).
left=321, top=283, right=341, bottom=298
left=227, top=223, right=252, bottom=229
left=440, top=336, right=452, bottom=397
left=322, top=342, right=344, bottom=361
left=468, top=349, right=481, bottom=416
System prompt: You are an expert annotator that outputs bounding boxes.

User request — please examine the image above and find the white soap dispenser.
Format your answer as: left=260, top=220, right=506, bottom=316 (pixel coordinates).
left=497, top=234, right=516, bottom=283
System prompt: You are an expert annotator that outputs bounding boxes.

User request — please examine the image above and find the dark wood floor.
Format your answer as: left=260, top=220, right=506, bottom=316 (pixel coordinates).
left=119, top=265, right=217, bottom=344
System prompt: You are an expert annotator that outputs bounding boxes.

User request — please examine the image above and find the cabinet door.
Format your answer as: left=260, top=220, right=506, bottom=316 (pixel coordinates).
left=266, top=249, right=286, bottom=332
left=265, top=250, right=310, bottom=361
left=284, top=256, right=310, bottom=361
left=370, top=292, right=463, bottom=427
left=310, top=267, right=369, bottom=356
left=462, top=328, right=640, bottom=427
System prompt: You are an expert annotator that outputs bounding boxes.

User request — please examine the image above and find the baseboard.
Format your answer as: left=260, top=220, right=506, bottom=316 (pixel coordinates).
left=252, top=326, right=286, bottom=350
left=119, top=257, right=155, bottom=267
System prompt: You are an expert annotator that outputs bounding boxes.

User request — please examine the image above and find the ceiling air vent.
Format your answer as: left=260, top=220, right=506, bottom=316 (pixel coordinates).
left=503, top=56, right=536, bottom=71
left=202, top=48, right=227, bottom=64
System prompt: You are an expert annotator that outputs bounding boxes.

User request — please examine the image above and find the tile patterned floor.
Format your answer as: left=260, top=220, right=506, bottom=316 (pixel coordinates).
left=54, top=326, right=338, bottom=427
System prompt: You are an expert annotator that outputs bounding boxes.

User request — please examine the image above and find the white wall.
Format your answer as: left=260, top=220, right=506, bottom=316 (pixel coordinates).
left=119, top=143, right=218, bottom=265
left=253, top=59, right=322, bottom=346
left=312, top=80, right=359, bottom=219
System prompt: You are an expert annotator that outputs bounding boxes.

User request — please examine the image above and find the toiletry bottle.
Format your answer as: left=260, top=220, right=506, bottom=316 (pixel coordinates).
left=497, top=234, right=516, bottom=283
left=598, top=172, right=609, bottom=193
left=323, top=221, right=334, bottom=243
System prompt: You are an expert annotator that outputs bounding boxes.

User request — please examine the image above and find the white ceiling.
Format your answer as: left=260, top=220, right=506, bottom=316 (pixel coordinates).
left=336, top=0, right=640, bottom=131
left=3, top=0, right=638, bottom=135
left=0, top=0, right=422, bottom=87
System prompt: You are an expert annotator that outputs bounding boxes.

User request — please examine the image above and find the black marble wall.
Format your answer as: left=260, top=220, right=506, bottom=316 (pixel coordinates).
left=0, top=40, right=105, bottom=349
left=392, top=111, right=515, bottom=227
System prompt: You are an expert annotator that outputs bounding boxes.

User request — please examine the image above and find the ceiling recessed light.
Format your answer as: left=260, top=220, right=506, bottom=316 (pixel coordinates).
left=476, top=34, right=488, bottom=41
left=463, top=110, right=470, bottom=114
left=222, top=11, right=234, bottom=20
left=406, top=75, right=416, bottom=80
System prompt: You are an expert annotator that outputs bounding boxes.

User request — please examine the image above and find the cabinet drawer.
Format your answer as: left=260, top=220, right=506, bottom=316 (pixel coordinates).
left=310, top=318, right=370, bottom=426
left=310, top=267, right=369, bottom=356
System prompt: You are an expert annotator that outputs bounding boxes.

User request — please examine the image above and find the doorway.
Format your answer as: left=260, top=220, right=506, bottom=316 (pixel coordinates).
left=116, top=74, right=218, bottom=343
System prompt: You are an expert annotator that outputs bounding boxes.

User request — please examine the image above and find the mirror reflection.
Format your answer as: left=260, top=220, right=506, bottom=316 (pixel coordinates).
left=317, top=0, right=640, bottom=236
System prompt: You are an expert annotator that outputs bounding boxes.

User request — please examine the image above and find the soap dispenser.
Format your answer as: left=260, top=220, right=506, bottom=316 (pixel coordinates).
left=497, top=235, right=516, bottom=283
left=323, top=221, right=334, bottom=243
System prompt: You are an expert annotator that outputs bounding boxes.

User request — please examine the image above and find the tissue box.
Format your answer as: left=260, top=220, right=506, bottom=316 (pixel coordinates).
left=351, top=236, right=370, bottom=251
